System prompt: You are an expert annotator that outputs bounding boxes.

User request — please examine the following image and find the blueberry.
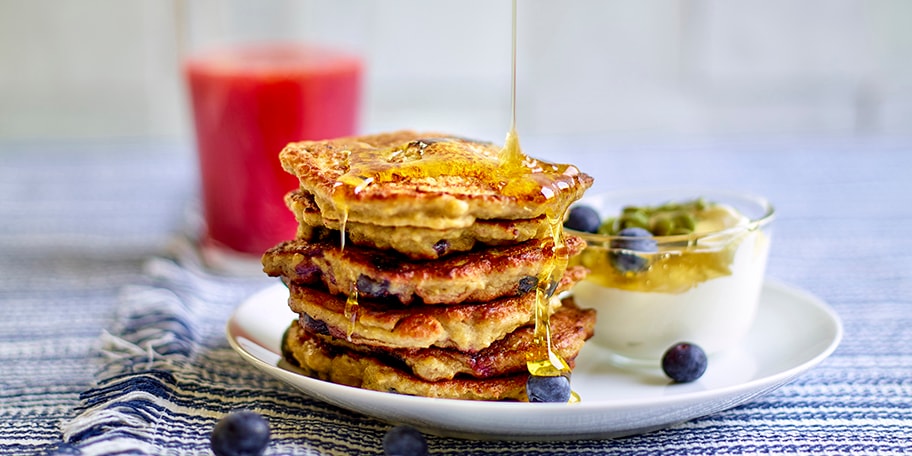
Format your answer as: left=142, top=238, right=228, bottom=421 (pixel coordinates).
left=210, top=411, right=270, bottom=456
left=609, top=227, right=658, bottom=273
left=432, top=239, right=450, bottom=257
left=564, top=205, right=601, bottom=233
left=383, top=425, right=429, bottom=456
left=357, top=274, right=392, bottom=300
left=517, top=276, right=538, bottom=295
left=293, top=262, right=321, bottom=283
left=526, top=374, right=571, bottom=403
left=661, top=342, right=708, bottom=383
left=611, top=227, right=658, bottom=251
left=302, top=313, right=330, bottom=336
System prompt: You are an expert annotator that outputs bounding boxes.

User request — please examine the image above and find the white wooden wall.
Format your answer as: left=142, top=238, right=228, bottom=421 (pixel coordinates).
left=1, top=0, right=910, bottom=141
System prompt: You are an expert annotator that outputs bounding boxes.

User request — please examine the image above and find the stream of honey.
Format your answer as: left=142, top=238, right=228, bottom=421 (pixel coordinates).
left=326, top=0, right=579, bottom=398
left=502, top=0, right=575, bottom=387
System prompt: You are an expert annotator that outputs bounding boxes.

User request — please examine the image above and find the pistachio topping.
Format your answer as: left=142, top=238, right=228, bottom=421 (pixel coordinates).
left=597, top=198, right=716, bottom=237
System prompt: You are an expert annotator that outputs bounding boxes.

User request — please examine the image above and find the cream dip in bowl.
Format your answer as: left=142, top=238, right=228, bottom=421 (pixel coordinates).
left=565, top=189, right=774, bottom=364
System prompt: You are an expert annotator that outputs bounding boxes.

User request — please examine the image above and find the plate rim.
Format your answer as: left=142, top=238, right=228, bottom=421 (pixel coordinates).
left=226, top=279, right=842, bottom=439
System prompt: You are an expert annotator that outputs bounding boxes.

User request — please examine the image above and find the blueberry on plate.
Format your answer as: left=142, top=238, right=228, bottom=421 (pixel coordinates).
left=564, top=205, right=601, bottom=233
left=608, top=227, right=658, bottom=273
left=661, top=342, right=708, bottom=383
left=526, top=374, right=572, bottom=403
left=383, top=425, right=429, bottom=456
left=210, top=410, right=270, bottom=456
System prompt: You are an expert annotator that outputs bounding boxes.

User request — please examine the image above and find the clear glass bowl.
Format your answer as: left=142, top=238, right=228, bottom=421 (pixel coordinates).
left=566, top=188, right=775, bottom=364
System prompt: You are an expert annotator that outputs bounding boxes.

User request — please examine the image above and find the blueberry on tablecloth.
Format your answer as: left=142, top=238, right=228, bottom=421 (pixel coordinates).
left=383, top=425, right=429, bottom=456
left=210, top=410, right=270, bottom=456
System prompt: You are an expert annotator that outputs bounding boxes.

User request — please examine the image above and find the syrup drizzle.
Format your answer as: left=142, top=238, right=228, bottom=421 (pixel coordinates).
left=325, top=1, right=579, bottom=400
left=502, top=0, right=574, bottom=386
left=343, top=286, right=359, bottom=342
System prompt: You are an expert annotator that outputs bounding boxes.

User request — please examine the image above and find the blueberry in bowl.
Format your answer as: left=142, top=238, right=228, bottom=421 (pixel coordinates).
left=607, top=227, right=658, bottom=273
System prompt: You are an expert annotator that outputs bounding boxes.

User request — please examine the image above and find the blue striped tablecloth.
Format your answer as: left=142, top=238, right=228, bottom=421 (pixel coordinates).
left=1, top=136, right=910, bottom=455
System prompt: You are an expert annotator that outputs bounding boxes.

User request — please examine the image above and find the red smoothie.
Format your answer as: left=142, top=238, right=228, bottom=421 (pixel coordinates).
left=185, top=43, right=361, bottom=255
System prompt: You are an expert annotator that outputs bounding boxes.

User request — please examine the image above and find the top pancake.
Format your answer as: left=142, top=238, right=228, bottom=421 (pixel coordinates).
left=279, top=131, right=594, bottom=230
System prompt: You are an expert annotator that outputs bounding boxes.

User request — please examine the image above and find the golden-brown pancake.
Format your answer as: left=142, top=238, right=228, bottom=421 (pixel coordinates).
left=286, top=266, right=587, bottom=352
left=262, top=234, right=585, bottom=305
left=278, top=131, right=594, bottom=230
left=294, top=297, right=595, bottom=381
left=282, top=322, right=530, bottom=401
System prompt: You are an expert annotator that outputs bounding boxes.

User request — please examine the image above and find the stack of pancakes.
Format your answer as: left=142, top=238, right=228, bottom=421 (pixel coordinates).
left=262, top=130, right=596, bottom=401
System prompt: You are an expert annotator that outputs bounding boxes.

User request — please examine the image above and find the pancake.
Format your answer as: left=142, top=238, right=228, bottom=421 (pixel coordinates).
left=267, top=128, right=597, bottom=402
left=294, top=297, right=596, bottom=381
left=285, top=189, right=555, bottom=259
left=282, top=325, right=530, bottom=401
left=287, top=266, right=587, bottom=352
left=278, top=131, right=594, bottom=230
left=262, top=234, right=586, bottom=305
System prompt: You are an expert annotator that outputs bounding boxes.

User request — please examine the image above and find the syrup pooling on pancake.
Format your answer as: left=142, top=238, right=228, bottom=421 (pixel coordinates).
left=328, top=136, right=584, bottom=222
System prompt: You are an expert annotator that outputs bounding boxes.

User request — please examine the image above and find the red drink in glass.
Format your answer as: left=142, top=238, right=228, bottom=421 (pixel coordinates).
left=185, top=43, right=361, bottom=257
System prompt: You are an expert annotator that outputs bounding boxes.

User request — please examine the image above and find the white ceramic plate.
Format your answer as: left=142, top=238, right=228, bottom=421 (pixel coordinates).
left=227, top=280, right=842, bottom=440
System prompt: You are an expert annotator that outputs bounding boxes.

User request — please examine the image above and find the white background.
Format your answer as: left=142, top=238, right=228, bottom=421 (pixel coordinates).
left=2, top=0, right=910, bottom=142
